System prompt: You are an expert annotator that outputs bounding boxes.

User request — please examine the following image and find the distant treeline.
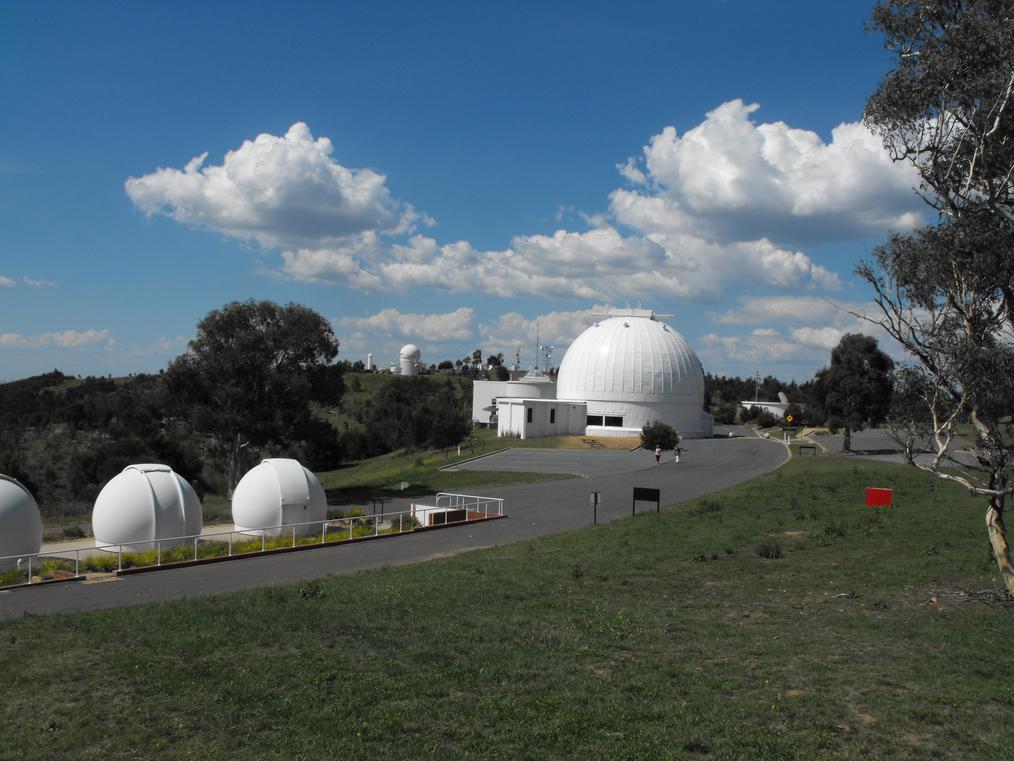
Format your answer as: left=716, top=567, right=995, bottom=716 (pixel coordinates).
left=0, top=369, right=471, bottom=515
left=704, top=373, right=824, bottom=426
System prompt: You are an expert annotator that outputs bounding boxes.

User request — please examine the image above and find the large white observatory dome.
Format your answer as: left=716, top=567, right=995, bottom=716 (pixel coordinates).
left=92, top=465, right=203, bottom=552
left=557, top=308, right=711, bottom=437
left=232, top=458, right=327, bottom=537
left=400, top=344, right=421, bottom=360
left=0, top=475, right=43, bottom=567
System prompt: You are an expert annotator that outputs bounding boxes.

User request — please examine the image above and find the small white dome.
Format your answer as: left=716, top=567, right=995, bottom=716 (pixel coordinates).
left=0, top=475, right=43, bottom=567
left=557, top=309, right=704, bottom=403
left=232, top=458, right=327, bottom=537
left=400, top=344, right=421, bottom=360
left=92, top=464, right=203, bottom=552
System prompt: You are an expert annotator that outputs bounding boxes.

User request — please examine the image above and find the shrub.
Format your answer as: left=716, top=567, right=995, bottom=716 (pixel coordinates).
left=640, top=421, right=680, bottom=450
left=754, top=539, right=784, bottom=559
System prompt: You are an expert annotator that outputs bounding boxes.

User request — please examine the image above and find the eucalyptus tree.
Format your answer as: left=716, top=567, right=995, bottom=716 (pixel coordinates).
left=859, top=0, right=1014, bottom=594
left=166, top=300, right=341, bottom=496
left=813, top=334, right=894, bottom=452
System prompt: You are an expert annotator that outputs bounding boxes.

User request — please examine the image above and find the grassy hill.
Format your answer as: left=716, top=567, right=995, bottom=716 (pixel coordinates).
left=1, top=456, right=1011, bottom=759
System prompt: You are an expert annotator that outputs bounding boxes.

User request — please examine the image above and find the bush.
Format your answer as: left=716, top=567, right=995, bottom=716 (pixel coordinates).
left=640, top=421, right=680, bottom=450
left=754, top=539, right=784, bottom=559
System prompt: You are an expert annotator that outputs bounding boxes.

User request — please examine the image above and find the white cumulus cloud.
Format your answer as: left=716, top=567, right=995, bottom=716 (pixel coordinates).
left=715, top=296, right=872, bottom=326
left=0, top=276, right=14, bottom=287
left=0, top=329, right=112, bottom=349
left=617, top=99, right=922, bottom=246
left=126, top=105, right=923, bottom=304
left=126, top=122, right=424, bottom=248
left=334, top=307, right=474, bottom=342
left=478, top=305, right=615, bottom=361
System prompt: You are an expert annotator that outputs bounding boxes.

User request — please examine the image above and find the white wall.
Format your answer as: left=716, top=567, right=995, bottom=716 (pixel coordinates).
left=585, top=401, right=713, bottom=438
left=472, top=378, right=557, bottom=424
left=496, top=399, right=586, bottom=439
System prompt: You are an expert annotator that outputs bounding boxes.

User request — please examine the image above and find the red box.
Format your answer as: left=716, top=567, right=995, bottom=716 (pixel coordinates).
left=866, top=487, right=893, bottom=507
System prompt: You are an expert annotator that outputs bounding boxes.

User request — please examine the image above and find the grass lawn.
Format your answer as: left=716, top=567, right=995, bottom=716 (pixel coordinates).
left=2, top=457, right=1012, bottom=760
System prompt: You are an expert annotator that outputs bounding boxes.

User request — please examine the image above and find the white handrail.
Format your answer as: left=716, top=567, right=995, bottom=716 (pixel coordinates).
left=0, top=492, right=505, bottom=585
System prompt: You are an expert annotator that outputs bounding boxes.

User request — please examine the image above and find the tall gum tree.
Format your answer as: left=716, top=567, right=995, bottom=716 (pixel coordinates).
left=860, top=0, right=1014, bottom=595
left=166, top=300, right=341, bottom=497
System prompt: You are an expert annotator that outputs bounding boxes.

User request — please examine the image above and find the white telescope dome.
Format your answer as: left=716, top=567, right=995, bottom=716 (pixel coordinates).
left=556, top=308, right=710, bottom=437
left=0, top=475, right=43, bottom=567
left=92, top=464, right=203, bottom=553
left=400, top=344, right=421, bottom=360
left=232, top=458, right=327, bottom=537
left=558, top=309, right=704, bottom=403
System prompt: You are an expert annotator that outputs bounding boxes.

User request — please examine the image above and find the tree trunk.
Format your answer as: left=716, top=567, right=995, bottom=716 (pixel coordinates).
left=227, top=434, right=246, bottom=499
left=842, top=426, right=852, bottom=452
left=986, top=496, right=1014, bottom=597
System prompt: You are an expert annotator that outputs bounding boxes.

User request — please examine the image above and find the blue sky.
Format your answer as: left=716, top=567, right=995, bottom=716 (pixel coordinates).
left=0, top=1, right=921, bottom=382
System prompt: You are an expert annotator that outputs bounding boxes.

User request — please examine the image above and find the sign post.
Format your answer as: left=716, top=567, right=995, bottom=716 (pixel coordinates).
left=632, top=487, right=661, bottom=516
left=590, top=491, right=600, bottom=525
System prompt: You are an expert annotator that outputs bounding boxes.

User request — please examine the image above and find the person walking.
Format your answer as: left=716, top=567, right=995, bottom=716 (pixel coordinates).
left=672, top=444, right=681, bottom=463
left=654, top=445, right=661, bottom=464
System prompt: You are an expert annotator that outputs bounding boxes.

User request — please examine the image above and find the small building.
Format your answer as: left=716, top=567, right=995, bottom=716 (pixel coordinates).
left=496, top=398, right=587, bottom=439
left=471, top=369, right=556, bottom=425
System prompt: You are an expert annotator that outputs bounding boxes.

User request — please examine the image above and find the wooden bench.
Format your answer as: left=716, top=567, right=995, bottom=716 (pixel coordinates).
left=582, top=438, right=604, bottom=448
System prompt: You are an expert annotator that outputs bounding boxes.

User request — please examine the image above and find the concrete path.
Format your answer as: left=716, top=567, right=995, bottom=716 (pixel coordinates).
left=0, top=436, right=788, bottom=621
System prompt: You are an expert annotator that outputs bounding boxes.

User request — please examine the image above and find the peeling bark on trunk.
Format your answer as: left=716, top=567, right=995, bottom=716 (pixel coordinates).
left=986, top=496, right=1014, bottom=598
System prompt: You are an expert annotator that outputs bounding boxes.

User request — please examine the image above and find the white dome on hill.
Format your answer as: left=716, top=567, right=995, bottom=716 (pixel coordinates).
left=92, top=464, right=203, bottom=553
left=0, top=475, right=43, bottom=568
left=232, top=458, right=327, bottom=537
left=557, top=308, right=710, bottom=437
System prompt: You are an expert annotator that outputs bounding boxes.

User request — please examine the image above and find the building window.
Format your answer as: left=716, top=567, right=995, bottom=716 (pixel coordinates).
left=587, top=415, right=604, bottom=426
left=604, top=416, right=623, bottom=427
left=550, top=408, right=556, bottom=424
left=527, top=407, right=533, bottom=424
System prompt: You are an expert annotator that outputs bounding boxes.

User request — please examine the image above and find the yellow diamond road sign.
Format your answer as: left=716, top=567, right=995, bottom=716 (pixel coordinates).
left=786, top=415, right=794, bottom=423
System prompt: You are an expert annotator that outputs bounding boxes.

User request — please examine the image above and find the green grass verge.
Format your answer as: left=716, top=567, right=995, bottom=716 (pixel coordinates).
left=315, top=439, right=572, bottom=505
left=1, top=458, right=1012, bottom=760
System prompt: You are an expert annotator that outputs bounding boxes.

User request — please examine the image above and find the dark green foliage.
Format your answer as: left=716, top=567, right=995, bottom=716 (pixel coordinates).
left=754, top=539, right=784, bottom=559
left=741, top=405, right=779, bottom=428
left=813, top=334, right=894, bottom=450
left=640, top=421, right=680, bottom=450
left=166, top=300, right=341, bottom=494
left=341, top=377, right=470, bottom=459
left=0, top=372, right=207, bottom=509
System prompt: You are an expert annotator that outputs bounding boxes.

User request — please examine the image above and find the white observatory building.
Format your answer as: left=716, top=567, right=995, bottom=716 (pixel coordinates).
left=232, top=458, right=327, bottom=537
left=0, top=475, right=43, bottom=567
left=477, top=308, right=712, bottom=440
left=399, top=344, right=421, bottom=376
left=91, top=464, right=203, bottom=552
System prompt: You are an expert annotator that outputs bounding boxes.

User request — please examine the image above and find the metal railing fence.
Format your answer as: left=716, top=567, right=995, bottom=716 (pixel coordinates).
left=0, top=494, right=504, bottom=587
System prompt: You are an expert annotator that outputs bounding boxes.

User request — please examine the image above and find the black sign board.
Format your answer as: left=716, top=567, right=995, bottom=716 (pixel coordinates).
left=632, top=487, right=661, bottom=515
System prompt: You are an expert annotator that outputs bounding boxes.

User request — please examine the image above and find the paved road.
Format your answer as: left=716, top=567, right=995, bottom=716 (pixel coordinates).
left=808, top=428, right=978, bottom=467
left=0, top=436, right=788, bottom=621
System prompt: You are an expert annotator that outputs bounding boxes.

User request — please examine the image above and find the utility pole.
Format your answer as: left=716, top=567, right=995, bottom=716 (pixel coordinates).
left=754, top=370, right=761, bottom=402
left=534, top=324, right=540, bottom=370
